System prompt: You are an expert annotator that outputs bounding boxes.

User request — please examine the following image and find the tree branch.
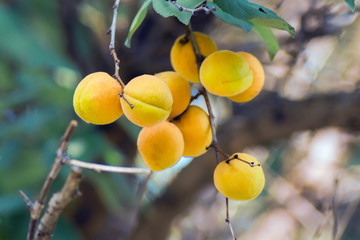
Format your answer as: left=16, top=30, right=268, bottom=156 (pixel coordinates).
left=34, top=167, right=82, bottom=240
left=64, top=158, right=150, bottom=175
left=22, top=120, right=78, bottom=240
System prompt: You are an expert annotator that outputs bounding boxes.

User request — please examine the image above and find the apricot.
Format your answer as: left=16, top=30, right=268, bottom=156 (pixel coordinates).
left=121, top=74, right=173, bottom=127
left=155, top=71, right=191, bottom=119
left=172, top=105, right=212, bottom=157
left=137, top=121, right=184, bottom=171
left=200, top=50, right=254, bottom=97
left=229, top=52, right=265, bottom=103
left=170, top=32, right=217, bottom=83
left=73, top=72, right=123, bottom=125
left=214, top=153, right=265, bottom=201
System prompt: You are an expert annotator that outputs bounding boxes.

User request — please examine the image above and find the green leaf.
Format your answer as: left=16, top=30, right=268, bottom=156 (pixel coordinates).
left=125, top=0, right=151, bottom=48
left=252, top=23, right=279, bottom=61
left=207, top=2, right=253, bottom=33
left=345, top=0, right=355, bottom=11
left=151, top=0, right=204, bottom=25
left=214, top=0, right=295, bottom=37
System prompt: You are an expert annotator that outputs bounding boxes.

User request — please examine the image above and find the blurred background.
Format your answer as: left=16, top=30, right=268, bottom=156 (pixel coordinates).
left=0, top=0, right=360, bottom=239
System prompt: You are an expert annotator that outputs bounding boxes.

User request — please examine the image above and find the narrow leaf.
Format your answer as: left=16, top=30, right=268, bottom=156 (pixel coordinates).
left=125, top=0, right=151, bottom=48
left=252, top=23, right=279, bottom=61
left=214, top=0, right=295, bottom=37
left=207, top=2, right=253, bottom=33
left=345, top=0, right=355, bottom=11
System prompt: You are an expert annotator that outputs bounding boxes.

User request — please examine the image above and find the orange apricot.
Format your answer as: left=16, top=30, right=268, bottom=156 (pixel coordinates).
left=200, top=50, right=253, bottom=97
left=214, top=153, right=265, bottom=201
left=229, top=52, right=265, bottom=103
left=73, top=72, right=123, bottom=125
left=172, top=105, right=212, bottom=157
left=120, top=74, right=173, bottom=127
left=137, top=121, right=184, bottom=171
left=170, top=32, right=217, bottom=83
left=155, top=71, right=191, bottom=119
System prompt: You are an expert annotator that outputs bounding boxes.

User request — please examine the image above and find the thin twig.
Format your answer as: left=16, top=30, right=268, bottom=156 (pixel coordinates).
left=190, top=90, right=203, bottom=103
left=226, top=198, right=237, bottom=240
left=108, top=0, right=125, bottom=88
left=108, top=0, right=134, bottom=108
left=332, top=178, right=339, bottom=240
left=186, top=23, right=235, bottom=239
left=225, top=154, right=261, bottom=167
left=24, top=120, right=78, bottom=240
left=168, top=0, right=215, bottom=15
left=64, top=158, right=151, bottom=175
left=19, top=190, right=34, bottom=209
left=34, top=167, right=82, bottom=240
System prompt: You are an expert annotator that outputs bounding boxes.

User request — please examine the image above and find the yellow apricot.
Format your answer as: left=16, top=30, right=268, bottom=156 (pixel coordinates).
left=214, top=153, right=265, bottom=201
left=229, top=52, right=265, bottom=103
left=137, top=121, right=184, bottom=171
left=170, top=32, right=217, bottom=83
left=172, top=105, right=212, bottom=157
left=200, top=50, right=254, bottom=97
left=155, top=71, right=191, bottom=119
left=121, top=74, right=173, bottom=127
left=73, top=72, right=123, bottom=125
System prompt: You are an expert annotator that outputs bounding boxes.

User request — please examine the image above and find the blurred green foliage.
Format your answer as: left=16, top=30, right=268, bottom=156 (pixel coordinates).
left=0, top=1, right=132, bottom=239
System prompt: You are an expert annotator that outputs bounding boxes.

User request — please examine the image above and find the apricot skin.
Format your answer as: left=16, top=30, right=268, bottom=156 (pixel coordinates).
left=137, top=121, right=184, bottom=171
left=73, top=72, right=123, bottom=125
left=121, top=75, right=173, bottom=127
left=155, top=71, right=191, bottom=119
left=171, top=32, right=217, bottom=83
left=214, top=153, right=265, bottom=201
left=229, top=52, right=265, bottom=103
left=172, top=105, right=212, bottom=157
left=200, top=50, right=254, bottom=97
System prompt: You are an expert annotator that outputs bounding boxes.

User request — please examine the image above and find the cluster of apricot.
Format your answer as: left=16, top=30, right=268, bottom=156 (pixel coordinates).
left=72, top=32, right=265, bottom=201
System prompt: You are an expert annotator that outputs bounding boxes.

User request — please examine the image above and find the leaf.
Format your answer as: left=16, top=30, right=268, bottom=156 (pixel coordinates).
left=214, top=0, right=295, bottom=37
left=345, top=0, right=355, bottom=11
left=252, top=23, right=279, bottom=61
left=125, top=0, right=151, bottom=48
left=151, top=0, right=204, bottom=25
left=207, top=2, right=253, bottom=33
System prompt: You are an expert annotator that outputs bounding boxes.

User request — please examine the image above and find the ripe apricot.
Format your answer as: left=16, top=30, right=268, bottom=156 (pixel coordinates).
left=170, top=32, right=217, bottom=83
left=229, top=52, right=265, bottom=103
left=155, top=71, right=191, bottom=119
left=200, top=50, right=254, bottom=97
left=121, top=74, right=173, bottom=127
left=214, top=153, right=265, bottom=201
left=137, top=121, right=184, bottom=171
left=172, top=105, right=212, bottom=157
left=73, top=72, right=123, bottom=125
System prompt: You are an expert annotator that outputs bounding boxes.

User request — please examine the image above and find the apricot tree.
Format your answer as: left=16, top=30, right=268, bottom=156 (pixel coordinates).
left=18, top=0, right=357, bottom=240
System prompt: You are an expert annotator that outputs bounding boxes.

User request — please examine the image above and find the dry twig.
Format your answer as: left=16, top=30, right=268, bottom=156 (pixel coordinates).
left=107, top=0, right=134, bottom=108
left=21, top=120, right=78, bottom=240
left=64, top=158, right=150, bottom=175
left=34, top=167, right=82, bottom=240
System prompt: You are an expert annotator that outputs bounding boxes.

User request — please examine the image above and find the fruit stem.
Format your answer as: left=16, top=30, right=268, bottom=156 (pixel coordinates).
left=108, top=0, right=126, bottom=90
left=119, top=93, right=135, bottom=109
left=225, top=154, right=261, bottom=167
